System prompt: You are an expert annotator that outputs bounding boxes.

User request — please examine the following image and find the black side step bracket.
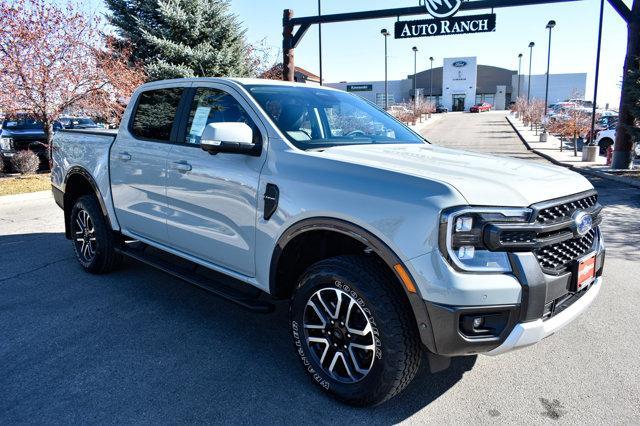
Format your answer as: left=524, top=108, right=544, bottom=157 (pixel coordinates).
left=116, top=244, right=275, bottom=314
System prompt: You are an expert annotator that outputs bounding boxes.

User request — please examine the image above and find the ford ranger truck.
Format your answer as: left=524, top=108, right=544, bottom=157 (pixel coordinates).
left=51, top=78, right=605, bottom=406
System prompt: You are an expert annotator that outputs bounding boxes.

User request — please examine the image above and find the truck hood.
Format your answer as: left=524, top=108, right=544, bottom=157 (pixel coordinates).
left=319, top=144, right=593, bottom=206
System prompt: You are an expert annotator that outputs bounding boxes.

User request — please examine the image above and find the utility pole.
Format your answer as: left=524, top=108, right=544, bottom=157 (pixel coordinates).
left=612, top=0, right=640, bottom=169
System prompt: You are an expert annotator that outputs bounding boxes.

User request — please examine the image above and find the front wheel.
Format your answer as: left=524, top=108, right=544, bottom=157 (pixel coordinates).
left=289, top=256, right=421, bottom=406
left=70, top=195, right=121, bottom=274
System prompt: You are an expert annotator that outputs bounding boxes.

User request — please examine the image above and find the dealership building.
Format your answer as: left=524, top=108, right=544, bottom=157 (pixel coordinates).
left=327, top=56, right=587, bottom=111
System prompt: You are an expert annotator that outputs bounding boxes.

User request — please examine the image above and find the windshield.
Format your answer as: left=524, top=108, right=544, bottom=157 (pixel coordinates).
left=246, top=85, right=425, bottom=150
left=2, top=117, right=43, bottom=130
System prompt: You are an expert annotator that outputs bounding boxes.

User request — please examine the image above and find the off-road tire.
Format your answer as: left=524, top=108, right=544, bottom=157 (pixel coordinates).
left=289, top=255, right=421, bottom=406
left=70, top=195, right=120, bottom=274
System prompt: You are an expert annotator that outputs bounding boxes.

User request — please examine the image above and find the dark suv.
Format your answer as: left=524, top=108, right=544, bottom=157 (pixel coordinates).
left=0, top=117, right=49, bottom=170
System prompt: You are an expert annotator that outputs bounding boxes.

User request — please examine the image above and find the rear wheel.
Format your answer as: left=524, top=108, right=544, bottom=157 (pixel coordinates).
left=70, top=195, right=120, bottom=274
left=289, top=255, right=421, bottom=406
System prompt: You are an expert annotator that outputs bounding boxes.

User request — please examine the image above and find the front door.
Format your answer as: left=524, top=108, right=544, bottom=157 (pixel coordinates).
left=452, top=94, right=466, bottom=112
left=110, top=86, right=188, bottom=244
left=164, top=84, right=267, bottom=277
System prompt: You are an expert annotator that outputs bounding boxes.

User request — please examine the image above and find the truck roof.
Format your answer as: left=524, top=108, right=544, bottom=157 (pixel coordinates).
left=136, top=77, right=340, bottom=91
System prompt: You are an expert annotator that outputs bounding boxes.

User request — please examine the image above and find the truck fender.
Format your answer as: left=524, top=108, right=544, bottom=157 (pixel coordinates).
left=269, top=217, right=438, bottom=353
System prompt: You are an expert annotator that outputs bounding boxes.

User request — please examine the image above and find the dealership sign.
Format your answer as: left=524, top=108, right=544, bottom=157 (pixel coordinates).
left=395, top=13, right=496, bottom=39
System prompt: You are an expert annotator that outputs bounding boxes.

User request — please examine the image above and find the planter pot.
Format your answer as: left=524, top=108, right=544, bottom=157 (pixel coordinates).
left=582, top=145, right=598, bottom=162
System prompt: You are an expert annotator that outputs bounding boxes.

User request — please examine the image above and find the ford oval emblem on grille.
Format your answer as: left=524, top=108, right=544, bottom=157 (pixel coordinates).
left=573, top=211, right=593, bottom=236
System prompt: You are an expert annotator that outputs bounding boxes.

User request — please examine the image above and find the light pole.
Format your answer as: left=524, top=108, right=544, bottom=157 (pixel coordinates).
left=527, top=42, right=535, bottom=101
left=318, top=0, right=323, bottom=85
left=381, top=29, right=390, bottom=110
left=589, top=0, right=605, bottom=147
left=541, top=21, right=556, bottom=141
left=517, top=53, right=523, bottom=99
left=429, top=56, right=434, bottom=103
left=543, top=21, right=556, bottom=112
left=412, top=46, right=418, bottom=112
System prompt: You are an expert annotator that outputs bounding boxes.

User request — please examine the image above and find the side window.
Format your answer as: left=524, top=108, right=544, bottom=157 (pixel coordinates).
left=185, top=88, right=257, bottom=145
left=131, top=88, right=183, bottom=141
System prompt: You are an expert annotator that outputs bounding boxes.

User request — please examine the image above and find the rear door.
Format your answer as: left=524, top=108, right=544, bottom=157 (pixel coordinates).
left=110, top=84, right=190, bottom=244
left=164, top=84, right=268, bottom=277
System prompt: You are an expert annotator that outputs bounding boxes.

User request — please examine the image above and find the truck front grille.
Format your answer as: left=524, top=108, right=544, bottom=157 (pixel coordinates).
left=534, top=228, right=597, bottom=273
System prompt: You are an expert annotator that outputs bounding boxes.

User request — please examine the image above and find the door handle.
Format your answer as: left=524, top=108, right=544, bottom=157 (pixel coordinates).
left=171, top=161, right=192, bottom=173
left=117, top=152, right=132, bottom=162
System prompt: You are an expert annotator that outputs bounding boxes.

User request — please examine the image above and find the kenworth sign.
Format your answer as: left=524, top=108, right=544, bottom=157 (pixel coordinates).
left=395, top=13, right=496, bottom=39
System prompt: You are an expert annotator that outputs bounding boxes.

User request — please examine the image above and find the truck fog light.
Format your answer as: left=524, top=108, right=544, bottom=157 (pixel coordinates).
left=473, top=317, right=484, bottom=328
left=455, top=217, right=473, bottom=232
left=457, top=246, right=475, bottom=260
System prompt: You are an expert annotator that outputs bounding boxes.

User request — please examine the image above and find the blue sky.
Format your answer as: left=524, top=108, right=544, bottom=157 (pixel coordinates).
left=87, top=0, right=632, bottom=107
left=231, top=0, right=631, bottom=108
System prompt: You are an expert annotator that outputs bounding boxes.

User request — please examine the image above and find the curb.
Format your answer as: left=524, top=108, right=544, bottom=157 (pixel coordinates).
left=505, top=115, right=640, bottom=189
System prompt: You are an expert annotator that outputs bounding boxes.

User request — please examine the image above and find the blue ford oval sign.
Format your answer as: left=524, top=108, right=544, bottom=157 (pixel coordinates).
left=453, top=60, right=467, bottom=68
left=424, top=0, right=462, bottom=19
left=573, top=211, right=593, bottom=236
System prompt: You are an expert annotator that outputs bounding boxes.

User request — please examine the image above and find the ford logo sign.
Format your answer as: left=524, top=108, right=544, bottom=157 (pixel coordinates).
left=453, top=60, right=467, bottom=68
left=424, top=0, right=462, bottom=18
left=573, top=211, right=593, bottom=237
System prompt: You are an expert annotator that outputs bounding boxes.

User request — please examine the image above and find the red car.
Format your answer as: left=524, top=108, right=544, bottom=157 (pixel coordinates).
left=470, top=102, right=492, bottom=113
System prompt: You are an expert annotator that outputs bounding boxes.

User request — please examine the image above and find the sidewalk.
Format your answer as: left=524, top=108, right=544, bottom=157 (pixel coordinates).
left=506, top=114, right=640, bottom=189
left=408, top=113, right=445, bottom=133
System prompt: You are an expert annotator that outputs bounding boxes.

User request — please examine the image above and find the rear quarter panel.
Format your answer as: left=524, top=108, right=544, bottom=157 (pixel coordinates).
left=51, top=130, right=119, bottom=230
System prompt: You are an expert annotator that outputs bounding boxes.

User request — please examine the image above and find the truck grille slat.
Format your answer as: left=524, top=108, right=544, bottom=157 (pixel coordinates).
left=534, top=228, right=596, bottom=272
left=535, top=194, right=598, bottom=224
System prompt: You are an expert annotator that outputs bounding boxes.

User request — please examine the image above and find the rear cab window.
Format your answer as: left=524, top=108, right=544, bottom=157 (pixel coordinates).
left=130, top=88, right=184, bottom=141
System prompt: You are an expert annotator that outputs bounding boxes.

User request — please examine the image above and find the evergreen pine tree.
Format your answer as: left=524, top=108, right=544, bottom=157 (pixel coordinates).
left=105, top=0, right=252, bottom=80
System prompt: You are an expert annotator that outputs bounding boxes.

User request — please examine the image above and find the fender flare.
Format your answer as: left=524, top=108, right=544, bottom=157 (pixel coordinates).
left=61, top=166, right=110, bottom=238
left=269, top=217, right=437, bottom=352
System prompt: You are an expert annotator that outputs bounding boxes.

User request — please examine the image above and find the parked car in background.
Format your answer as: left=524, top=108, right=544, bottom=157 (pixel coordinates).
left=0, top=116, right=49, bottom=169
left=57, top=117, right=99, bottom=130
left=52, top=78, right=605, bottom=406
left=585, top=115, right=618, bottom=142
left=388, top=105, right=414, bottom=115
left=435, top=104, right=448, bottom=113
left=470, top=102, right=492, bottom=113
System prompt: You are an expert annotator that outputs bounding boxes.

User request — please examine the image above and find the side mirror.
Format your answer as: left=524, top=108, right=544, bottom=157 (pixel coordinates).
left=200, top=122, right=260, bottom=156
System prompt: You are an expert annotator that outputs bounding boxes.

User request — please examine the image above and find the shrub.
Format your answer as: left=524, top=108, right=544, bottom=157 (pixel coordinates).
left=10, top=150, right=40, bottom=174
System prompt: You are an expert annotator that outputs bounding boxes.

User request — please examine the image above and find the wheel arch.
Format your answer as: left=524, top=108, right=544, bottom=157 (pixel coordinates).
left=62, top=167, right=109, bottom=239
left=269, top=217, right=437, bottom=352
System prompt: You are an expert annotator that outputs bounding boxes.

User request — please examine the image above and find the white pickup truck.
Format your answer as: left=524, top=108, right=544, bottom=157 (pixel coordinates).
left=51, top=78, right=605, bottom=406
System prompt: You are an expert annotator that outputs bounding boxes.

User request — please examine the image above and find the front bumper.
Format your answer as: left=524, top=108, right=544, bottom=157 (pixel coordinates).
left=412, top=239, right=604, bottom=357
left=487, top=277, right=602, bottom=355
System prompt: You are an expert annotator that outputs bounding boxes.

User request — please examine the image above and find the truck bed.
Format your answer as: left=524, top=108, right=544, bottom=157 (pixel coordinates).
left=51, top=128, right=120, bottom=231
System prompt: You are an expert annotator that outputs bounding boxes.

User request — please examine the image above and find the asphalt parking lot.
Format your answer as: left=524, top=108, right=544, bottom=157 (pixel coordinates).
left=1, top=112, right=639, bottom=424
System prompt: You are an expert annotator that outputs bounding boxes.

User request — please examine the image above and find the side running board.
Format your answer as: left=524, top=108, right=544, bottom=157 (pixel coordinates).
left=116, top=244, right=275, bottom=314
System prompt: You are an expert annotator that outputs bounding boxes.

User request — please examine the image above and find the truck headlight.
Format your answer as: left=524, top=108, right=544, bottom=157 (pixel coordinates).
left=439, top=207, right=532, bottom=273
left=0, top=137, right=13, bottom=151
